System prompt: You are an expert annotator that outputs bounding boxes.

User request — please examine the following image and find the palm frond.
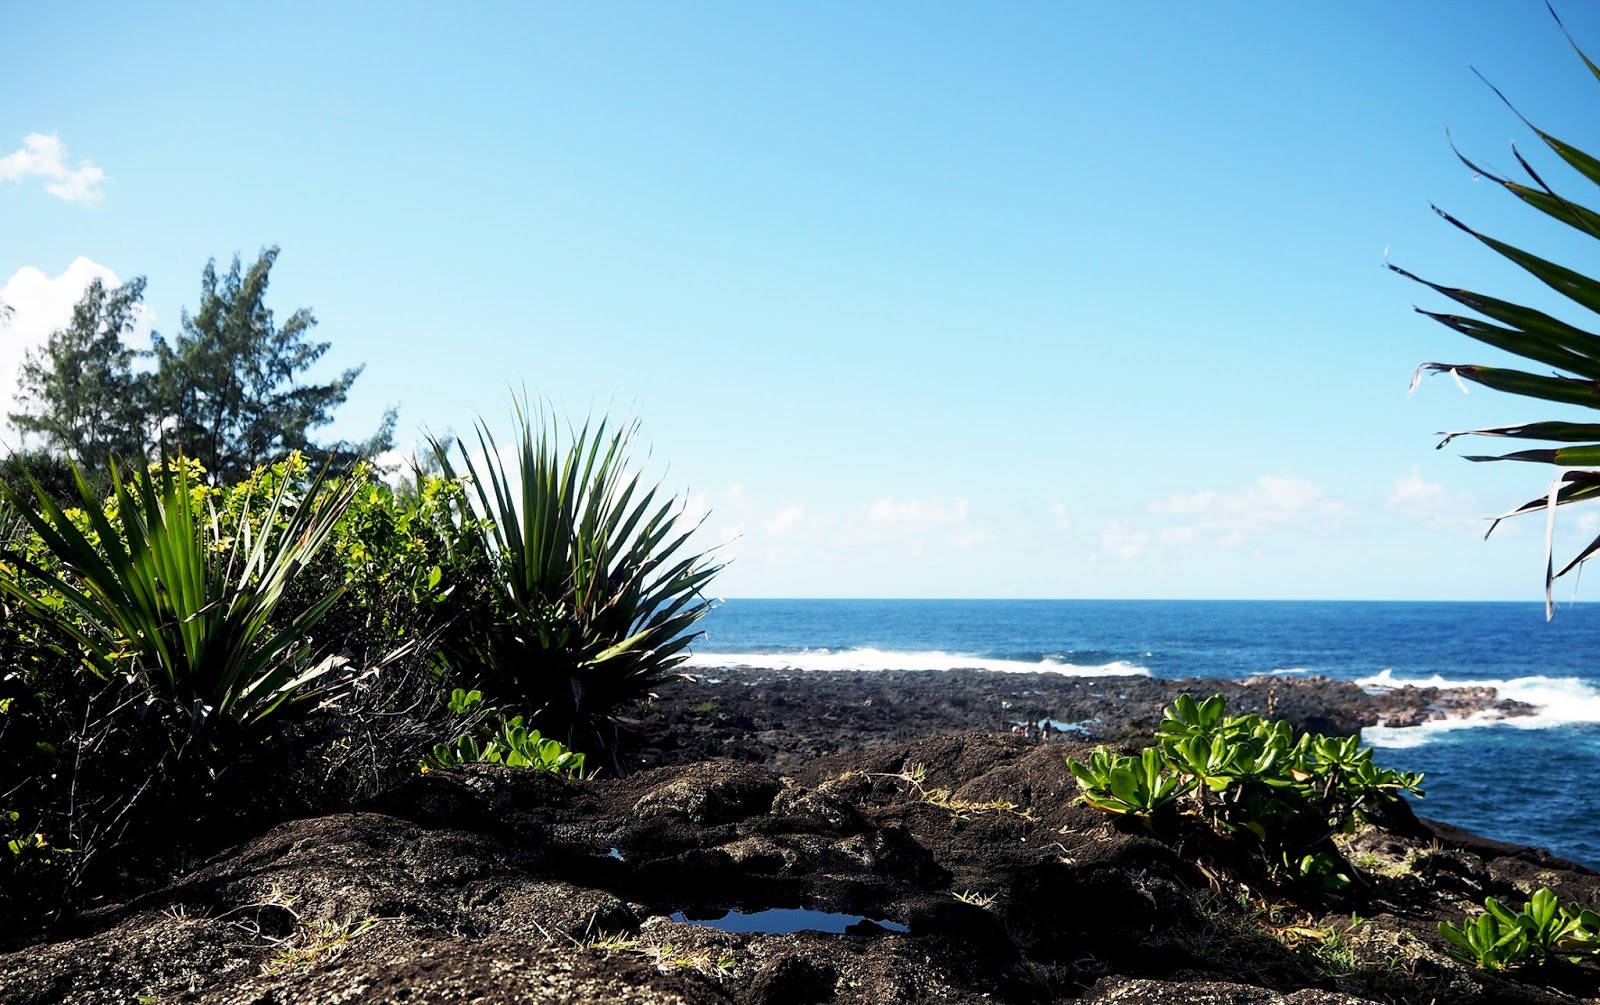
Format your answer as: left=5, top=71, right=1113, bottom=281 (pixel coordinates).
left=1402, top=12, right=1600, bottom=616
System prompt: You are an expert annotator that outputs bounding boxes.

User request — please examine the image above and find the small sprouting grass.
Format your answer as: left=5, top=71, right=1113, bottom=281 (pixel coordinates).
left=260, top=915, right=383, bottom=977
left=1181, top=888, right=1435, bottom=999
left=870, top=764, right=1036, bottom=822
left=582, top=932, right=642, bottom=953
left=645, top=943, right=737, bottom=981
left=582, top=933, right=735, bottom=981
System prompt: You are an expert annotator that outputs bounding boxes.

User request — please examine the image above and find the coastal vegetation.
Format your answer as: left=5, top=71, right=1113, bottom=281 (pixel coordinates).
left=0, top=428, right=708, bottom=934
left=1399, top=10, right=1600, bottom=614
left=1441, top=887, right=1600, bottom=971
left=0, top=259, right=717, bottom=937
left=10, top=14, right=1600, bottom=999
left=7, top=247, right=394, bottom=492
left=428, top=403, right=722, bottom=765
left=420, top=688, right=589, bottom=775
left=1068, top=693, right=1424, bottom=894
left=1071, top=694, right=1600, bottom=979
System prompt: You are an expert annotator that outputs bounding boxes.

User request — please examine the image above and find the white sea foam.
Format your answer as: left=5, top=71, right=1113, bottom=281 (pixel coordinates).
left=684, top=647, right=1151, bottom=677
left=1357, top=668, right=1600, bottom=748
left=1013, top=717, right=1097, bottom=735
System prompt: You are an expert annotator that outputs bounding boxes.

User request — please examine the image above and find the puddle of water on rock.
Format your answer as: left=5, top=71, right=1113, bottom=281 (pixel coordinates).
left=669, top=907, right=909, bottom=935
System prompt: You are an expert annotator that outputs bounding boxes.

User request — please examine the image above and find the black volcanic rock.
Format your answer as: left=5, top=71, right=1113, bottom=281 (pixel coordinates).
left=0, top=673, right=1577, bottom=1004
left=630, top=668, right=1534, bottom=773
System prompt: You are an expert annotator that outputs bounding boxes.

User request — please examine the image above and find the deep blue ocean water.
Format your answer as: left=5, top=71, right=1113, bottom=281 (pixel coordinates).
left=687, top=599, right=1600, bottom=869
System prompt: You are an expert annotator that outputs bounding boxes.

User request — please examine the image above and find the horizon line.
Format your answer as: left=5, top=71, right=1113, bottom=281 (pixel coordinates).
left=709, top=596, right=1590, bottom=604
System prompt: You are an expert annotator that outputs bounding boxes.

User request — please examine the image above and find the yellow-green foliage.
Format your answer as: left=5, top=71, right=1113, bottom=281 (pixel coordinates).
left=0, top=454, right=357, bottom=724
left=1, top=452, right=488, bottom=662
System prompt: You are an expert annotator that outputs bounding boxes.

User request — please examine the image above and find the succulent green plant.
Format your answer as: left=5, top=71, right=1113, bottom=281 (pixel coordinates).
left=1067, top=745, right=1192, bottom=818
left=421, top=687, right=587, bottom=775
left=424, top=714, right=587, bottom=775
left=429, top=399, right=721, bottom=762
left=1068, top=693, right=1423, bottom=890
left=1397, top=10, right=1600, bottom=615
left=1440, top=887, right=1600, bottom=969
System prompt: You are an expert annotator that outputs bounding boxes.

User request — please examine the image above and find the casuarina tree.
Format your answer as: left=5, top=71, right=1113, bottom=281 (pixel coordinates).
left=9, top=276, right=148, bottom=471
left=147, top=247, right=392, bottom=482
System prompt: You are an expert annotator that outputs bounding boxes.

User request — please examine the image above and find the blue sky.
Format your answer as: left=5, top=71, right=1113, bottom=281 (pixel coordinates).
left=4, top=2, right=1600, bottom=600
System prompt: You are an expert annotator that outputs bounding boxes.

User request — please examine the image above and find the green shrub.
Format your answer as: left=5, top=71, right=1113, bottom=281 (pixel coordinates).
left=0, top=455, right=357, bottom=726
left=0, top=448, right=91, bottom=514
left=0, top=454, right=360, bottom=934
left=1067, top=693, right=1424, bottom=890
left=430, top=401, right=721, bottom=764
left=1440, top=888, right=1600, bottom=970
left=204, top=454, right=485, bottom=663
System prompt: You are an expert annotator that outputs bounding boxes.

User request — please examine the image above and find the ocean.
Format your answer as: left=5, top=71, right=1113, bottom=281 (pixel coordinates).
left=685, top=599, right=1600, bottom=869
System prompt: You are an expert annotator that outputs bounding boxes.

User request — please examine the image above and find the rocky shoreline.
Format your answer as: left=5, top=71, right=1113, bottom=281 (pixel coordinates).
left=630, top=666, right=1536, bottom=773
left=3, top=670, right=1584, bottom=1005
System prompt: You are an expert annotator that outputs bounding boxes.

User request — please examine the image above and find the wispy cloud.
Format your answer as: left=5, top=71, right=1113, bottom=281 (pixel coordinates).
left=829, top=495, right=990, bottom=554
left=1101, top=521, right=1148, bottom=559
left=0, top=134, right=105, bottom=204
left=1149, top=476, right=1350, bottom=531
left=764, top=504, right=806, bottom=536
left=1048, top=502, right=1071, bottom=532
left=868, top=496, right=971, bottom=527
left=1102, top=475, right=1351, bottom=559
left=1385, top=470, right=1489, bottom=537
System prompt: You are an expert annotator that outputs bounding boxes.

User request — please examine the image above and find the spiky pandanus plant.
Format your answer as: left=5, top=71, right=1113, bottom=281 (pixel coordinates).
left=1396, top=9, right=1600, bottom=617
left=0, top=455, right=359, bottom=728
left=431, top=401, right=721, bottom=765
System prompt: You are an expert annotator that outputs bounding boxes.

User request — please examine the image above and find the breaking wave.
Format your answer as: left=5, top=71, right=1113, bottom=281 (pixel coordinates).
left=1357, top=668, right=1600, bottom=748
left=684, top=647, right=1151, bottom=677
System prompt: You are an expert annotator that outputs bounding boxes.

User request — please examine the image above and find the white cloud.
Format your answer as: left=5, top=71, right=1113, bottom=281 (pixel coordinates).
left=1106, top=475, right=1352, bottom=558
left=1386, top=472, right=1441, bottom=508
left=764, top=504, right=806, bottom=536
left=1149, top=489, right=1219, bottom=516
left=1102, top=521, right=1148, bottom=560
left=1148, top=476, right=1350, bottom=534
left=868, top=496, right=970, bottom=527
left=1049, top=502, right=1071, bottom=532
left=953, top=527, right=991, bottom=549
left=0, top=134, right=105, bottom=204
left=1385, top=470, right=1487, bottom=537
left=835, top=495, right=988, bottom=556
left=680, top=490, right=712, bottom=526
left=1, top=258, right=148, bottom=444
left=684, top=485, right=775, bottom=565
